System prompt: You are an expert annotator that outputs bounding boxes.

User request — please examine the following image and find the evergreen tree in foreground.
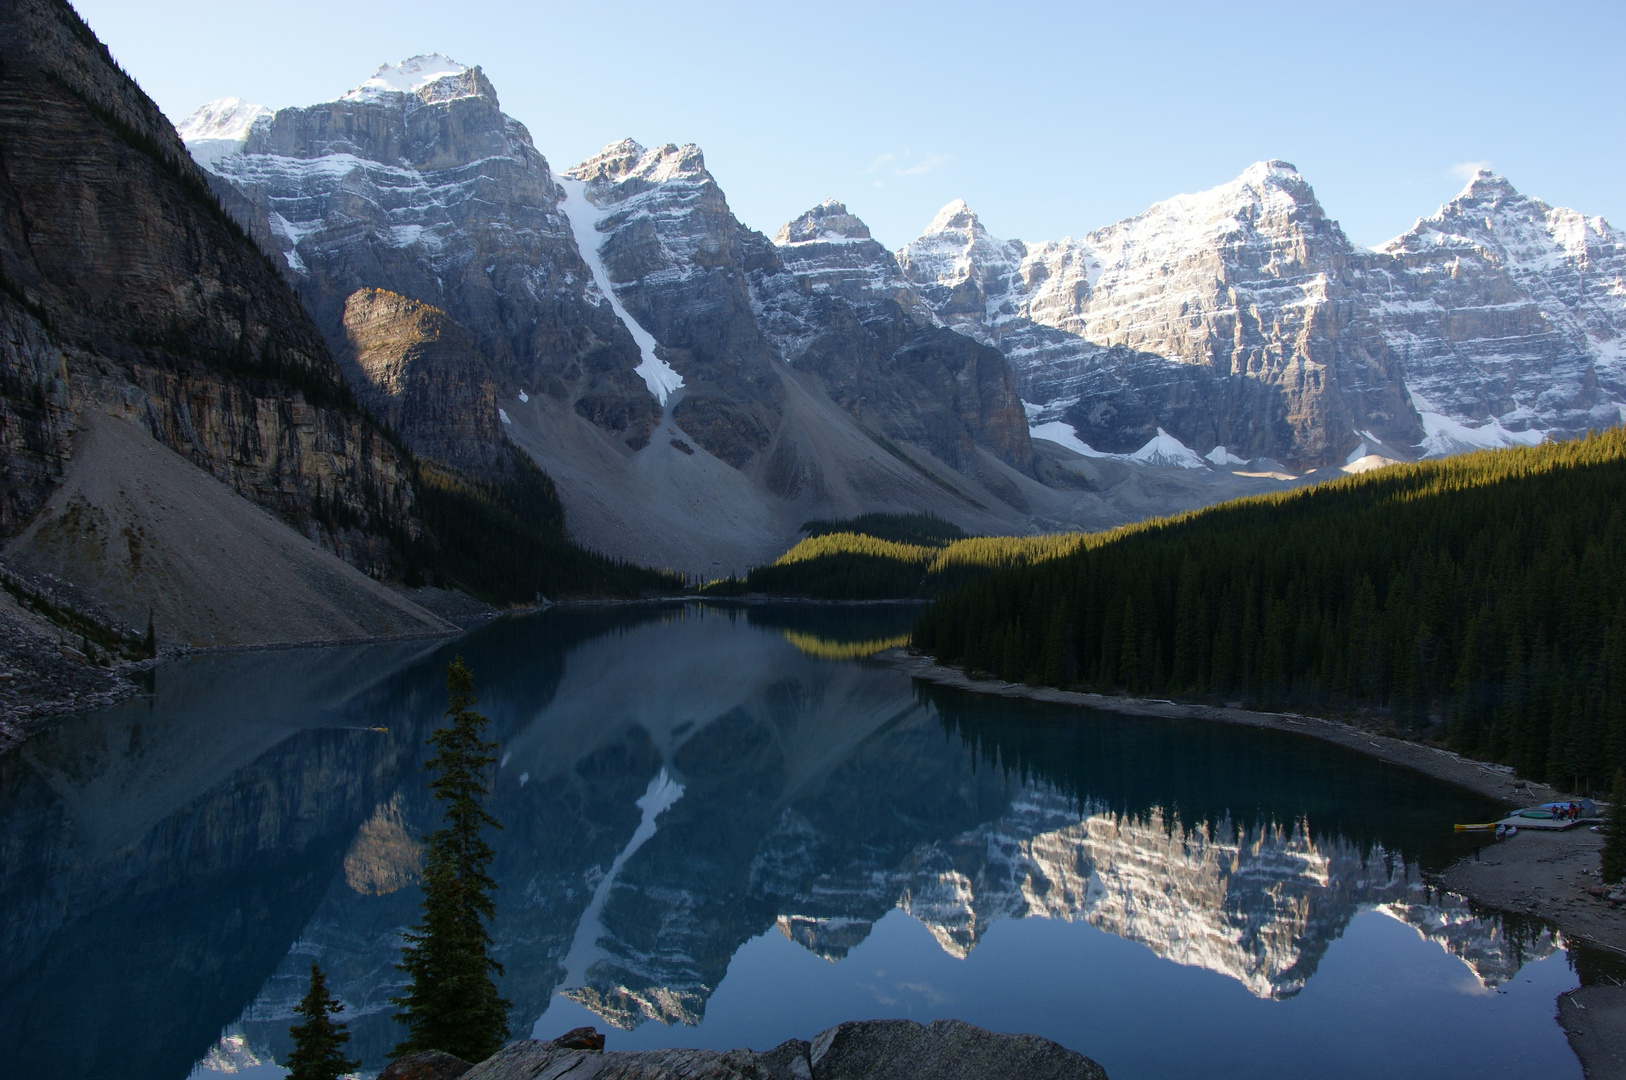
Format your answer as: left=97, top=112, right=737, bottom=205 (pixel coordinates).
left=1603, top=770, right=1626, bottom=884
left=286, top=963, right=358, bottom=1080
left=392, top=657, right=510, bottom=1061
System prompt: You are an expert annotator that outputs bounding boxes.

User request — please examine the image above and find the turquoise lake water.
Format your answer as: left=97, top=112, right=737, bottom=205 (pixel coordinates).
left=0, top=603, right=1587, bottom=1079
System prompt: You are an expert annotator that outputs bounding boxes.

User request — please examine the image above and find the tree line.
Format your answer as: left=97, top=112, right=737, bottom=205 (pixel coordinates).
left=701, top=513, right=1082, bottom=599
left=913, top=430, right=1626, bottom=792
left=399, top=444, right=685, bottom=602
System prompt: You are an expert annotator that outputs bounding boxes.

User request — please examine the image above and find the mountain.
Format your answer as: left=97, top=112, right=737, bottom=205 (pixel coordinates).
left=175, top=50, right=1626, bottom=571
left=898, top=164, right=1421, bottom=469
left=188, top=63, right=1301, bottom=574
left=188, top=55, right=661, bottom=456
left=0, top=0, right=450, bottom=653
left=898, top=163, right=1626, bottom=470
left=1371, top=169, right=1626, bottom=454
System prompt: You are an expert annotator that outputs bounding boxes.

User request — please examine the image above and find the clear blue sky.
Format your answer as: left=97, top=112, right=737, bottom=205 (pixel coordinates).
left=74, top=0, right=1625, bottom=250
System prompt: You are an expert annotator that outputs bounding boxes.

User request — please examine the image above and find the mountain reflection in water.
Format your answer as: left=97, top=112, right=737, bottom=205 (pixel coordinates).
left=0, top=604, right=1579, bottom=1080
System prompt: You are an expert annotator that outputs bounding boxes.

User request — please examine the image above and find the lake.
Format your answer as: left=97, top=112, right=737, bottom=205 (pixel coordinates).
left=0, top=603, right=1588, bottom=1080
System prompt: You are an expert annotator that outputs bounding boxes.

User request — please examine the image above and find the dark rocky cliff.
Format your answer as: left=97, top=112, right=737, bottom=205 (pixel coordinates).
left=341, top=288, right=504, bottom=478
left=0, top=0, right=418, bottom=572
left=566, top=140, right=787, bottom=469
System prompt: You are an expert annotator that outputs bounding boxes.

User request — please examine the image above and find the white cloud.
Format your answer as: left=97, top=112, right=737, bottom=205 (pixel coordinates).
left=1447, top=160, right=1493, bottom=181
left=862, top=148, right=950, bottom=180
left=896, top=152, right=950, bottom=177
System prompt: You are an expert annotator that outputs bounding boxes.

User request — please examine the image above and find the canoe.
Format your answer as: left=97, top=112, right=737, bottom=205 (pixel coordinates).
left=1454, top=823, right=1497, bottom=831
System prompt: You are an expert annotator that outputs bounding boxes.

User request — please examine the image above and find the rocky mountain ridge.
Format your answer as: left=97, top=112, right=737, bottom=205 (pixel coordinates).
left=897, top=162, right=1625, bottom=469
left=1372, top=171, right=1626, bottom=454
left=185, top=61, right=1301, bottom=574
left=176, top=51, right=1626, bottom=569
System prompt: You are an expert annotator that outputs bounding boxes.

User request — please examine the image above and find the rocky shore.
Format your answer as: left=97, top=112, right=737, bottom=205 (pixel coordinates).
left=878, top=649, right=1566, bottom=807
left=0, top=590, right=139, bottom=754
left=379, top=1020, right=1109, bottom=1080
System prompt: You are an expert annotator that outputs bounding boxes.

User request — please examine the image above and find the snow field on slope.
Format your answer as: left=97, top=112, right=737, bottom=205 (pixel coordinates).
left=556, top=178, right=684, bottom=405
left=1408, top=388, right=1544, bottom=457
left=1029, top=420, right=1207, bottom=469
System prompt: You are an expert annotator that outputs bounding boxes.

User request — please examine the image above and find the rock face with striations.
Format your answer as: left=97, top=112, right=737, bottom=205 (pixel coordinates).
left=564, top=140, right=785, bottom=468
left=1368, top=169, right=1626, bottom=453
left=189, top=56, right=659, bottom=451
left=754, top=199, right=1035, bottom=475
left=0, top=0, right=420, bottom=576
left=190, top=71, right=1052, bottom=574
left=341, top=288, right=503, bottom=477
left=898, top=164, right=1626, bottom=469
left=563, top=147, right=1035, bottom=477
left=898, top=165, right=1422, bottom=469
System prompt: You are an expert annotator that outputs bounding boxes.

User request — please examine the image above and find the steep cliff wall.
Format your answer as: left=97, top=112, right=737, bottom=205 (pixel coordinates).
left=340, top=288, right=503, bottom=478
left=0, top=0, right=419, bottom=576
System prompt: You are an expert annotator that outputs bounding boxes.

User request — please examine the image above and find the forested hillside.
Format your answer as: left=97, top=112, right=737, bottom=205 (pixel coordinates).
left=913, top=431, right=1626, bottom=789
left=702, top=514, right=1079, bottom=599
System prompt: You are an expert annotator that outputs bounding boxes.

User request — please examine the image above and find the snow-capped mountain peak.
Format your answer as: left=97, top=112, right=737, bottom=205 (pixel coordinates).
left=1455, top=168, right=1518, bottom=202
left=176, top=97, right=270, bottom=143
left=566, top=139, right=709, bottom=187
left=176, top=97, right=271, bottom=169
left=344, top=54, right=468, bottom=101
left=774, top=199, right=872, bottom=245
left=924, top=198, right=984, bottom=237
left=1238, top=158, right=1303, bottom=186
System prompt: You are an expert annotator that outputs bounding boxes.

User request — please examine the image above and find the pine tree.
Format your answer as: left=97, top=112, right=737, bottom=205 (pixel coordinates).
left=1602, top=770, right=1626, bottom=884
left=393, top=657, right=510, bottom=1062
left=286, top=963, right=358, bottom=1080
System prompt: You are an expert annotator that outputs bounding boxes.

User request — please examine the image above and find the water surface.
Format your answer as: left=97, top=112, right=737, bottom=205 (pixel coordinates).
left=0, top=604, right=1583, bottom=1080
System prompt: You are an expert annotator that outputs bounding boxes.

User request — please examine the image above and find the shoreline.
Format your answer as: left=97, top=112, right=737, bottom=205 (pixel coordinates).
left=878, top=648, right=1562, bottom=808
left=879, top=646, right=1626, bottom=960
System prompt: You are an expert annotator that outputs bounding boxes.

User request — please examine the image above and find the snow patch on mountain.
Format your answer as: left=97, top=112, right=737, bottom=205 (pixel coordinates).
left=344, top=54, right=467, bottom=100
left=1205, top=445, right=1248, bottom=467
left=557, top=177, right=684, bottom=405
left=1030, top=420, right=1110, bottom=458
left=1408, top=388, right=1544, bottom=457
left=1417, top=411, right=1545, bottom=457
left=177, top=97, right=271, bottom=169
left=1130, top=428, right=1207, bottom=469
left=557, top=769, right=685, bottom=995
left=1031, top=420, right=1207, bottom=469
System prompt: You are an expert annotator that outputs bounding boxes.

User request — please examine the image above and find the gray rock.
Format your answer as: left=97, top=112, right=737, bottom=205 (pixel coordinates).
left=457, top=1022, right=1105, bottom=1080
left=377, top=1049, right=473, bottom=1080
left=756, top=199, right=1035, bottom=475
left=459, top=1040, right=756, bottom=1080
left=753, top=1039, right=813, bottom=1080
left=0, top=0, right=420, bottom=573
left=1368, top=170, right=1626, bottom=448
left=898, top=169, right=1420, bottom=470
left=898, top=163, right=1626, bottom=471
left=809, top=1019, right=1107, bottom=1080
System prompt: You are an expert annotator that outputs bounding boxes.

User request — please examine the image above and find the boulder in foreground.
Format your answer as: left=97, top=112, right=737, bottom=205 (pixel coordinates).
left=376, top=1049, right=472, bottom=1080
left=438, top=1018, right=1107, bottom=1080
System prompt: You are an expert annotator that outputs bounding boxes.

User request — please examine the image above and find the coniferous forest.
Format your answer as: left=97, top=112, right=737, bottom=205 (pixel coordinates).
left=701, top=514, right=1081, bottom=599
left=912, top=430, right=1626, bottom=790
